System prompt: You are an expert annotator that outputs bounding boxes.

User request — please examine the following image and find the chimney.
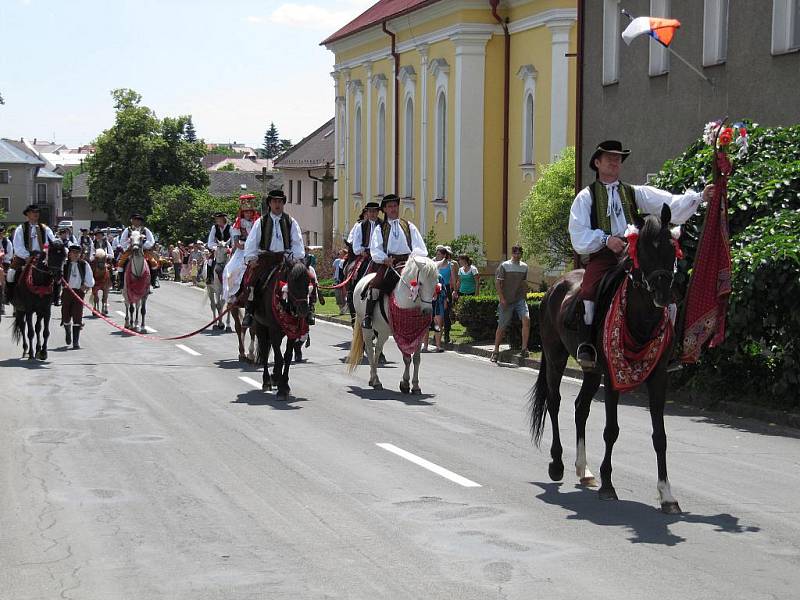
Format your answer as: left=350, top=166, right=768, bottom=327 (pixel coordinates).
left=34, top=138, right=37, bottom=144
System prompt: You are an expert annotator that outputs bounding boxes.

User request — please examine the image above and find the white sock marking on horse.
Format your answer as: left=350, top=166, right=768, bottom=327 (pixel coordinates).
left=657, top=479, right=677, bottom=504
left=176, top=344, right=200, bottom=356
left=239, top=376, right=261, bottom=389
left=576, top=439, right=588, bottom=477
left=376, top=443, right=481, bottom=488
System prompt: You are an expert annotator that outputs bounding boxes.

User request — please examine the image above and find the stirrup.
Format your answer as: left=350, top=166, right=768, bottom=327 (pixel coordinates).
left=576, top=342, right=597, bottom=369
left=362, top=314, right=372, bottom=329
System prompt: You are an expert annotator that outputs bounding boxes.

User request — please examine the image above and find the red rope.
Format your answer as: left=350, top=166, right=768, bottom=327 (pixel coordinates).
left=60, top=278, right=233, bottom=341
left=317, top=256, right=365, bottom=289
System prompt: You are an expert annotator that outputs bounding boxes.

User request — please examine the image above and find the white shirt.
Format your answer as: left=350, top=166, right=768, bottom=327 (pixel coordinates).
left=243, top=213, right=305, bottom=264
left=369, top=218, right=427, bottom=264
left=12, top=222, right=56, bottom=260
left=1, top=237, right=13, bottom=264
left=65, top=260, right=95, bottom=290
left=348, top=220, right=378, bottom=255
left=207, top=223, right=231, bottom=249
left=118, top=226, right=155, bottom=250
left=90, top=239, right=113, bottom=259
left=569, top=182, right=703, bottom=255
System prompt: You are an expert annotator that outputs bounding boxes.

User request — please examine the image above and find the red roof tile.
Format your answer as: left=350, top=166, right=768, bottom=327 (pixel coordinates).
left=321, top=0, right=443, bottom=46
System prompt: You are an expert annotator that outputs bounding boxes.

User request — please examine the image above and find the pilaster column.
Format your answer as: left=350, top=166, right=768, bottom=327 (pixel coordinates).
left=546, top=20, right=573, bottom=160
left=365, top=62, right=373, bottom=202
left=418, top=44, right=429, bottom=233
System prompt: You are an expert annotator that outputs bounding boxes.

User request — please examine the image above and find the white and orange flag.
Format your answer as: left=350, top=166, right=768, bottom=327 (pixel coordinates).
left=622, top=16, right=681, bottom=47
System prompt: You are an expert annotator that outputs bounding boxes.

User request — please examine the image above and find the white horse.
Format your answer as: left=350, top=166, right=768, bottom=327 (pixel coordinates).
left=206, top=240, right=233, bottom=332
left=347, top=256, right=439, bottom=393
left=122, top=230, right=149, bottom=333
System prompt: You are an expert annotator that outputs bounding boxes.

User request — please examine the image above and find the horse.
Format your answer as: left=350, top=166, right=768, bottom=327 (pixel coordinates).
left=252, top=260, right=311, bottom=399
left=121, top=230, right=150, bottom=333
left=206, top=241, right=233, bottom=332
left=90, top=249, right=112, bottom=315
left=347, top=256, right=439, bottom=394
left=528, top=204, right=683, bottom=513
left=11, top=240, right=66, bottom=360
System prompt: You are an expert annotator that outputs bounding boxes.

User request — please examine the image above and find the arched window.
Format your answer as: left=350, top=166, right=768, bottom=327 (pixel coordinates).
left=435, top=91, right=447, bottom=200
left=377, top=102, right=386, bottom=196
left=524, top=92, right=535, bottom=164
left=354, top=106, right=362, bottom=194
left=404, top=97, right=414, bottom=197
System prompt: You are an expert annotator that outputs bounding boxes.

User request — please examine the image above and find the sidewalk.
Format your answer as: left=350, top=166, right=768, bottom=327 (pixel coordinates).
left=315, top=312, right=800, bottom=431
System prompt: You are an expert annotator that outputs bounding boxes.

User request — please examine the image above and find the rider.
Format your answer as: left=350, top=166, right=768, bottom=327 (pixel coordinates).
left=240, top=189, right=305, bottom=328
left=7, top=205, right=56, bottom=305
left=347, top=201, right=381, bottom=278
left=79, top=227, right=94, bottom=258
left=207, top=212, right=232, bottom=250
left=90, top=229, right=114, bottom=259
left=117, top=213, right=159, bottom=291
left=60, top=243, right=94, bottom=350
left=362, top=194, right=427, bottom=329
left=569, top=140, right=715, bottom=368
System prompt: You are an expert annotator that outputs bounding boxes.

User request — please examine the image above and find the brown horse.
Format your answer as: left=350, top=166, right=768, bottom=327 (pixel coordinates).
left=529, top=204, right=683, bottom=513
left=90, top=249, right=112, bottom=315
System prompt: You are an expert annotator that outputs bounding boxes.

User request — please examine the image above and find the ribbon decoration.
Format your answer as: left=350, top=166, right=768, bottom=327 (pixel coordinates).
left=317, top=256, right=365, bottom=290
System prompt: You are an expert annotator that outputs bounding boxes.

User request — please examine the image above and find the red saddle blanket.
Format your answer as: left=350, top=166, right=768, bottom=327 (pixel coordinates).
left=602, top=277, right=672, bottom=392
left=271, top=278, right=308, bottom=341
left=388, top=293, right=432, bottom=357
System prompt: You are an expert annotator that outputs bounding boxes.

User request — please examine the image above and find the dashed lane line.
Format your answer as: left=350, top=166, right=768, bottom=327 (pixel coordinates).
left=239, top=376, right=262, bottom=389
left=376, top=443, right=482, bottom=488
left=176, top=344, right=201, bottom=356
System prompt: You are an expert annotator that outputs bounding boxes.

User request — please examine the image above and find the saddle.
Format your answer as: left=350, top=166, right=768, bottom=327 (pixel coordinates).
left=563, top=260, right=629, bottom=331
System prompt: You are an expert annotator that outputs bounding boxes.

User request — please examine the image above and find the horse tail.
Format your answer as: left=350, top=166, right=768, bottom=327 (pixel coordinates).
left=347, top=321, right=364, bottom=373
left=528, top=352, right=549, bottom=447
left=11, top=311, right=24, bottom=344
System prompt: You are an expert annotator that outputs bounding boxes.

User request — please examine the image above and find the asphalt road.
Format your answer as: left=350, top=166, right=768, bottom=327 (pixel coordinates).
left=1, top=281, right=798, bottom=600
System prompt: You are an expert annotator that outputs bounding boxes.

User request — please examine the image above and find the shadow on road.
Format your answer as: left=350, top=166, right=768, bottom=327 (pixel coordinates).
left=213, top=358, right=260, bottom=371
left=530, top=482, right=760, bottom=546
left=0, top=357, right=51, bottom=370
left=232, top=389, right=307, bottom=410
left=346, top=385, right=435, bottom=406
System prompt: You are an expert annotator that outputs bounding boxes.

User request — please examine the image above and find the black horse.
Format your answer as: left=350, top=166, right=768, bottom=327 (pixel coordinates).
left=11, top=240, right=66, bottom=360
left=253, top=261, right=310, bottom=400
left=529, top=204, right=683, bottom=513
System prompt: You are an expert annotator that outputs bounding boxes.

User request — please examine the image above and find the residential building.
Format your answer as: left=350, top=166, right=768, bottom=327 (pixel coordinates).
left=580, top=0, right=800, bottom=186
left=324, top=0, right=577, bottom=271
left=0, top=138, right=62, bottom=224
left=66, top=172, right=112, bottom=228
left=274, top=118, right=335, bottom=247
left=206, top=155, right=274, bottom=172
left=208, top=170, right=282, bottom=206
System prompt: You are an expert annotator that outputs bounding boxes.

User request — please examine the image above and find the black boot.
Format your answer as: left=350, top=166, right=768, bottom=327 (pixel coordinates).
left=5, top=281, right=13, bottom=306
left=576, top=317, right=597, bottom=369
left=64, top=324, right=72, bottom=346
left=72, top=325, right=81, bottom=349
left=362, top=297, right=376, bottom=329
left=307, top=305, right=316, bottom=325
left=151, top=270, right=160, bottom=289
left=242, top=301, right=254, bottom=328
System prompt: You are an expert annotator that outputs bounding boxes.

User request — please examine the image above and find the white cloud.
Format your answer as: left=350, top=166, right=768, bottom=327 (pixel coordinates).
left=265, top=1, right=373, bottom=32
left=245, top=15, right=266, bottom=24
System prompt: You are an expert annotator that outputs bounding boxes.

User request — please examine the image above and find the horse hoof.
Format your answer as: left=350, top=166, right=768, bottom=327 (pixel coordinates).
left=225, top=326, right=233, bottom=333
left=399, top=381, right=410, bottom=394
left=411, top=387, right=421, bottom=395
left=661, top=501, right=682, bottom=515
left=598, top=486, right=618, bottom=501
left=277, top=392, right=289, bottom=401
left=579, top=476, right=599, bottom=488
left=239, top=354, right=247, bottom=362
left=262, top=383, right=272, bottom=392
left=370, top=382, right=383, bottom=390
left=548, top=462, right=565, bottom=482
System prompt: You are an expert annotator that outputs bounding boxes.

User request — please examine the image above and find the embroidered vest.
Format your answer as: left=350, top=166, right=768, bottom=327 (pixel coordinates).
left=260, top=212, right=292, bottom=252
left=213, top=224, right=231, bottom=242
left=381, top=219, right=412, bottom=255
left=589, top=180, right=638, bottom=234
left=62, top=260, right=87, bottom=285
left=24, top=223, right=46, bottom=252
left=360, top=219, right=376, bottom=250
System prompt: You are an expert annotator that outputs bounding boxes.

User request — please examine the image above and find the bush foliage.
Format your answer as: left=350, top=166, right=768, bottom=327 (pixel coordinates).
left=454, top=293, right=545, bottom=350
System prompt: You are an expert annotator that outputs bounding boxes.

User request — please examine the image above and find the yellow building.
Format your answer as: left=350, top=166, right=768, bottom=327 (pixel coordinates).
left=323, top=0, right=577, bottom=269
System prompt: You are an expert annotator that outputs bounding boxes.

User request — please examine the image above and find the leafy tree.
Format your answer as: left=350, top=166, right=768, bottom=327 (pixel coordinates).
left=279, top=138, right=293, bottom=154
left=86, top=88, right=208, bottom=223
left=518, top=146, right=575, bottom=268
left=262, top=123, right=280, bottom=159
left=206, top=145, right=242, bottom=157
left=216, top=162, right=236, bottom=172
left=449, top=233, right=487, bottom=267
left=149, top=184, right=240, bottom=243
left=422, top=228, right=440, bottom=255
left=184, top=116, right=197, bottom=142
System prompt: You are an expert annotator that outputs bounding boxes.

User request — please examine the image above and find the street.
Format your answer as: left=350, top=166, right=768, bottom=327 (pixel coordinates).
left=1, top=281, right=798, bottom=600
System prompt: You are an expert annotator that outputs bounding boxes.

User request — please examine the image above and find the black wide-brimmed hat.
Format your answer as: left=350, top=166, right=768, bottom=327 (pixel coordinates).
left=23, top=204, right=40, bottom=215
left=380, top=194, right=400, bottom=209
left=213, top=211, right=228, bottom=219
left=67, top=243, right=81, bottom=252
left=267, top=189, right=287, bottom=202
left=130, top=213, right=144, bottom=221
left=364, top=201, right=380, bottom=210
left=589, top=140, right=631, bottom=172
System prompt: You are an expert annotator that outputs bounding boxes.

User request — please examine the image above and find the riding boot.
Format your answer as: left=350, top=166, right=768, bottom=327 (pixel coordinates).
left=151, top=271, right=160, bottom=289
left=5, top=281, right=14, bottom=306
left=72, top=325, right=81, bottom=349
left=307, top=304, right=316, bottom=325
left=362, top=297, right=376, bottom=329
left=576, top=317, right=597, bottom=369
left=64, top=324, right=72, bottom=346
left=242, top=301, right=255, bottom=328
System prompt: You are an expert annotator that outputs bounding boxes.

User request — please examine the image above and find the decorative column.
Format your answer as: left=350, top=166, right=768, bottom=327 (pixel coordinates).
left=452, top=32, right=490, bottom=238
left=341, top=68, right=352, bottom=229
left=365, top=62, right=373, bottom=202
left=331, top=69, right=343, bottom=235
left=546, top=20, right=574, bottom=160
left=418, top=44, right=429, bottom=234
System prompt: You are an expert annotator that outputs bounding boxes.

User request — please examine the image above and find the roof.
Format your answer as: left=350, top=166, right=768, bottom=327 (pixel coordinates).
left=72, top=172, right=89, bottom=197
left=208, top=171, right=283, bottom=197
left=274, top=118, right=335, bottom=170
left=36, top=169, right=62, bottom=180
left=0, top=139, right=45, bottom=166
left=208, top=157, right=274, bottom=172
left=322, top=0, right=441, bottom=45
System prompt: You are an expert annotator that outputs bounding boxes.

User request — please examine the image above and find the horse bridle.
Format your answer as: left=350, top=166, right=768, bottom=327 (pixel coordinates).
left=630, top=261, right=676, bottom=293
left=391, top=258, right=437, bottom=306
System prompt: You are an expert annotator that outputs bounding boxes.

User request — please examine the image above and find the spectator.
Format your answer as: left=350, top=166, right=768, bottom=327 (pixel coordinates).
left=423, top=270, right=447, bottom=353
left=491, top=245, right=530, bottom=362
left=434, top=245, right=457, bottom=345
left=332, top=248, right=348, bottom=315
left=170, top=244, right=182, bottom=281
left=454, top=254, right=480, bottom=300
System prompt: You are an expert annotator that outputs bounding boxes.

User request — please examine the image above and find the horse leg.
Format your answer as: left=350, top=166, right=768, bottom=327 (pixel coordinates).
left=543, top=351, right=569, bottom=481
left=278, top=338, right=293, bottom=399
left=598, top=374, right=621, bottom=501
left=271, top=333, right=283, bottom=394
left=39, top=311, right=51, bottom=361
left=232, top=310, right=247, bottom=361
left=647, top=372, right=681, bottom=514
left=575, top=372, right=601, bottom=487
left=411, top=350, right=422, bottom=394
left=247, top=328, right=256, bottom=363
left=139, top=299, right=147, bottom=333
left=366, top=329, right=382, bottom=389
left=34, top=312, right=44, bottom=359
left=400, top=353, right=411, bottom=394
left=124, top=303, right=132, bottom=329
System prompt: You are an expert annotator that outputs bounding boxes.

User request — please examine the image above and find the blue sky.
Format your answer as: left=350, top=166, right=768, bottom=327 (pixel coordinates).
left=0, top=0, right=372, bottom=148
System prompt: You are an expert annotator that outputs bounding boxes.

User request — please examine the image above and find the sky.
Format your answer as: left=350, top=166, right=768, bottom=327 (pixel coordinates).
left=0, top=0, right=374, bottom=149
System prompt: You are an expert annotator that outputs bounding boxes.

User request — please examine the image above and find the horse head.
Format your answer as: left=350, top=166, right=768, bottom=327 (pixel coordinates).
left=214, top=240, right=231, bottom=265
left=129, top=230, right=144, bottom=255
left=403, top=256, right=439, bottom=315
left=630, top=203, right=679, bottom=308
left=46, top=239, right=66, bottom=274
left=287, top=260, right=311, bottom=318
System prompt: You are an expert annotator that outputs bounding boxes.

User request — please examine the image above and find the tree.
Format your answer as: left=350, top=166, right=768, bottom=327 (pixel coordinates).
left=184, top=116, right=197, bottom=143
left=518, top=146, right=575, bottom=268
left=279, top=138, right=293, bottom=154
left=86, top=88, right=208, bottom=222
left=262, top=123, right=280, bottom=159
left=149, top=185, right=240, bottom=243
left=216, top=163, right=236, bottom=172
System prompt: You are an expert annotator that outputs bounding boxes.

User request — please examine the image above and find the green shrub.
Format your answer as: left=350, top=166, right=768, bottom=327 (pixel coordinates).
left=454, top=294, right=543, bottom=350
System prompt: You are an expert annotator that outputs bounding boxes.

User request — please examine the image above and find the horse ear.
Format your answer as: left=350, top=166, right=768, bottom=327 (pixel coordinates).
left=660, top=203, right=672, bottom=227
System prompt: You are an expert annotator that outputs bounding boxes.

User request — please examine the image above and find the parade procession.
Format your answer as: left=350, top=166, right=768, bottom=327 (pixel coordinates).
left=1, top=1, right=799, bottom=599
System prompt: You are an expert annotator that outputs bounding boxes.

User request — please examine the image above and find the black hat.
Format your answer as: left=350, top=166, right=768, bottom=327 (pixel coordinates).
left=364, top=201, right=380, bottom=210
left=589, top=140, right=631, bottom=172
left=23, top=204, right=40, bottom=215
left=67, top=243, right=81, bottom=252
left=380, top=194, right=400, bottom=209
left=267, top=189, right=287, bottom=202
left=130, top=213, right=144, bottom=221
left=80, top=227, right=89, bottom=232
left=213, top=211, right=228, bottom=219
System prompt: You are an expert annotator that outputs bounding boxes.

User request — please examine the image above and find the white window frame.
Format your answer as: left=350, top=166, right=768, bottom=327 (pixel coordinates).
left=603, top=0, right=621, bottom=85
left=404, top=96, right=414, bottom=198
left=703, top=0, right=729, bottom=66
left=434, top=90, right=447, bottom=201
left=649, top=0, right=671, bottom=76
left=377, top=101, right=386, bottom=196
left=772, top=0, right=800, bottom=55
left=0, top=170, right=9, bottom=184
left=354, top=104, right=363, bottom=194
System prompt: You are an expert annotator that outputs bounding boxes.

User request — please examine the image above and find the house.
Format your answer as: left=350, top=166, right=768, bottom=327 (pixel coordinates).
left=274, top=118, right=335, bottom=247
left=208, top=170, right=282, bottom=203
left=67, top=172, right=113, bottom=228
left=0, top=138, right=63, bottom=225
left=579, top=0, right=800, bottom=186
left=206, top=155, right=274, bottom=172
left=323, top=0, right=577, bottom=271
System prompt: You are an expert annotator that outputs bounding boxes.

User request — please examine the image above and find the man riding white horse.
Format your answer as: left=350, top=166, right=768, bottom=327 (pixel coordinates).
left=117, top=213, right=159, bottom=292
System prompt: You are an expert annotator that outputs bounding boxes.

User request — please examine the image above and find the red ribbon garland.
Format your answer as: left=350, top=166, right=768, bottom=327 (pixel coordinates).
left=317, top=256, right=365, bottom=290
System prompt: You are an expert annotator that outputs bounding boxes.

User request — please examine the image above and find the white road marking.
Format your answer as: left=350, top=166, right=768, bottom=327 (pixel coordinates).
left=115, top=310, right=126, bottom=317
left=176, top=344, right=201, bottom=356
left=317, top=319, right=352, bottom=331
left=144, top=326, right=158, bottom=333
left=376, top=443, right=482, bottom=488
left=239, top=376, right=262, bottom=389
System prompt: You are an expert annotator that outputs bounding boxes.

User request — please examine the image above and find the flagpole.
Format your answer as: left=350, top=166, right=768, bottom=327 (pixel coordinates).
left=621, top=9, right=714, bottom=86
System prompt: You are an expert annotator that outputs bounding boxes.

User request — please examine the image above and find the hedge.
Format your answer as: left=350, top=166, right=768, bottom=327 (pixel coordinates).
left=454, top=292, right=545, bottom=350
